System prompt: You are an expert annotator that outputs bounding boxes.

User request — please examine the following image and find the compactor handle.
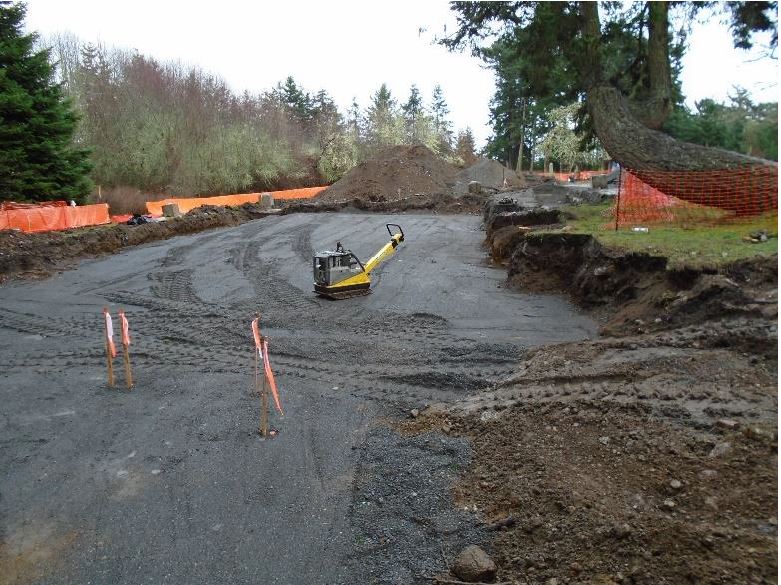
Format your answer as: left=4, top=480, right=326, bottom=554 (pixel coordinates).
left=349, top=251, right=366, bottom=273
left=386, top=223, right=404, bottom=242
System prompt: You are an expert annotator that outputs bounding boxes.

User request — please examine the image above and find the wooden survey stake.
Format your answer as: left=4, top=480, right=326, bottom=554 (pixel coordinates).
left=122, top=345, right=133, bottom=389
left=119, top=309, right=133, bottom=389
left=261, top=374, right=269, bottom=438
left=253, top=313, right=269, bottom=437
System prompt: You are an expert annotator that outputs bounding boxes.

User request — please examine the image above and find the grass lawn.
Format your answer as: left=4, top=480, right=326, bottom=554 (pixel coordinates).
left=558, top=202, right=778, bottom=268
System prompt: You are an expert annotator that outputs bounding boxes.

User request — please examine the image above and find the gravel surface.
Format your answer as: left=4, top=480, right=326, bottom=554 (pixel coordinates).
left=335, top=426, right=488, bottom=585
left=0, top=212, right=595, bottom=584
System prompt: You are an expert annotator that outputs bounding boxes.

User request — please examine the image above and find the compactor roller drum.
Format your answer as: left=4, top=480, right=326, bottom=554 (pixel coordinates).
left=313, top=224, right=404, bottom=299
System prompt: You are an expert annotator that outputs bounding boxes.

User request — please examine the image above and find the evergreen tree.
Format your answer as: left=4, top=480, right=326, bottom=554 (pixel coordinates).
left=430, top=84, right=453, bottom=152
left=455, top=127, right=478, bottom=165
left=346, top=97, right=361, bottom=134
left=366, top=83, right=403, bottom=148
left=446, top=2, right=778, bottom=174
left=279, top=76, right=312, bottom=123
left=0, top=1, right=92, bottom=202
left=402, top=84, right=435, bottom=146
left=402, top=84, right=424, bottom=121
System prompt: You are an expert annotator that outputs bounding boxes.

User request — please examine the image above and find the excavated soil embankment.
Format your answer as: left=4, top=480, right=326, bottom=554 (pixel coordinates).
left=0, top=204, right=274, bottom=282
left=407, top=200, right=777, bottom=584
left=484, top=202, right=777, bottom=347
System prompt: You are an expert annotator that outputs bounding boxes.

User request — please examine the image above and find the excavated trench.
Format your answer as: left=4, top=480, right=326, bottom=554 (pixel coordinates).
left=402, top=202, right=778, bottom=584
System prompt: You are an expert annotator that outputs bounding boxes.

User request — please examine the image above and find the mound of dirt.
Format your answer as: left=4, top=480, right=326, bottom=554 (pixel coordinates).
left=412, top=394, right=777, bottom=584
left=456, top=158, right=525, bottom=190
left=317, top=144, right=459, bottom=203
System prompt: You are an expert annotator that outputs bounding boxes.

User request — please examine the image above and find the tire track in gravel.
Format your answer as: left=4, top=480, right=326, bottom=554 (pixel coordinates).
left=0, top=212, right=598, bottom=585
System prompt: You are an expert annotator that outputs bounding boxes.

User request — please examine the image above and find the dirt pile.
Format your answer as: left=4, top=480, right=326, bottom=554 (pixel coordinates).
left=407, top=302, right=777, bottom=583
left=317, top=144, right=458, bottom=203
left=410, top=391, right=776, bottom=584
left=0, top=203, right=272, bottom=282
left=456, top=158, right=525, bottom=190
left=281, top=191, right=486, bottom=215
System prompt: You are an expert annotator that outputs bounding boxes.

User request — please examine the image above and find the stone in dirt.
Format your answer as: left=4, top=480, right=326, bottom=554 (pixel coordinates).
left=708, top=442, right=732, bottom=458
left=451, top=544, right=497, bottom=583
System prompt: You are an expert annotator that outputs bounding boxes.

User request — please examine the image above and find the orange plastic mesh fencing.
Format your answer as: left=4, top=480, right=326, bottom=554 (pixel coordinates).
left=612, top=166, right=778, bottom=228
left=111, top=214, right=133, bottom=224
left=0, top=203, right=110, bottom=233
left=534, top=170, right=609, bottom=183
left=145, top=187, right=327, bottom=215
left=270, top=186, right=327, bottom=200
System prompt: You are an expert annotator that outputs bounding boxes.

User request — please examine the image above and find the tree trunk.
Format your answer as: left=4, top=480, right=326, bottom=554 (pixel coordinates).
left=588, top=84, right=771, bottom=172
left=628, top=1, right=673, bottom=130
left=588, top=85, right=777, bottom=214
left=579, top=2, right=777, bottom=214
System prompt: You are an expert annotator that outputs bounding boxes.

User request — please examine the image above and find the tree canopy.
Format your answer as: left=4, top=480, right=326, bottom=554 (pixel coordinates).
left=0, top=1, right=92, bottom=202
left=444, top=1, right=777, bottom=172
left=43, top=29, right=466, bottom=195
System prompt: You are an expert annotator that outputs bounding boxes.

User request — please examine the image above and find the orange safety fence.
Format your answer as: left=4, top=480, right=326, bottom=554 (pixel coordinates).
left=536, top=170, right=609, bottom=183
left=0, top=202, right=111, bottom=233
left=270, top=186, right=328, bottom=201
left=145, top=186, right=327, bottom=215
left=612, top=166, right=778, bottom=228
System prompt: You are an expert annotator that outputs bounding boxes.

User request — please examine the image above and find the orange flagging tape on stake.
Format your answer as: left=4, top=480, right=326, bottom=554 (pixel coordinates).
left=251, top=318, right=262, bottom=350
left=251, top=317, right=283, bottom=416
left=261, top=339, right=283, bottom=416
left=104, top=309, right=116, bottom=358
left=118, top=309, right=133, bottom=389
left=119, top=310, right=131, bottom=346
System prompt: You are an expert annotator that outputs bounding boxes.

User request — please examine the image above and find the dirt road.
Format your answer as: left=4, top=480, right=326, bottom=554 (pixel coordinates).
left=0, top=213, right=595, bottom=584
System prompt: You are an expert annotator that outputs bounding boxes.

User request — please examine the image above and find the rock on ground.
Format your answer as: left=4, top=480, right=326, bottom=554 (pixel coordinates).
left=451, top=544, right=497, bottom=583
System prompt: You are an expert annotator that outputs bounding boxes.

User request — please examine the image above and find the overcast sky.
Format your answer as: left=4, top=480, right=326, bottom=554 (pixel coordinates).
left=24, top=0, right=779, bottom=148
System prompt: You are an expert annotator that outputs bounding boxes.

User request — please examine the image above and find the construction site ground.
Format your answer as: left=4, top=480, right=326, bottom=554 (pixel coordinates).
left=1, top=212, right=597, bottom=584
left=1, top=196, right=776, bottom=583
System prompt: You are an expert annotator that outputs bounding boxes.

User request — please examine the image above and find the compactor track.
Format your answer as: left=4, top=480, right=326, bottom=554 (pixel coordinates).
left=316, top=288, right=372, bottom=300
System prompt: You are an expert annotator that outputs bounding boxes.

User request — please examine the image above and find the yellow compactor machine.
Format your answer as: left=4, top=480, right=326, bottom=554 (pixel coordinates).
left=313, top=224, right=404, bottom=299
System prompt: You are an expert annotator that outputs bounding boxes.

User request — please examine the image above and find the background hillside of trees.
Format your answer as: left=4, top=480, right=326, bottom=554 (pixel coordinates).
left=45, top=33, right=479, bottom=199
left=32, top=25, right=779, bottom=202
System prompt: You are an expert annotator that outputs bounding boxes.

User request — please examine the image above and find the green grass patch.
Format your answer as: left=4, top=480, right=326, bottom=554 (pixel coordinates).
left=559, top=202, right=778, bottom=268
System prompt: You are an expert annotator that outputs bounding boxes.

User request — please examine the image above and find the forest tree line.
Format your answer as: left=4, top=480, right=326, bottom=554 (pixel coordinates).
left=3, top=0, right=775, bottom=206
left=44, top=33, right=479, bottom=199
